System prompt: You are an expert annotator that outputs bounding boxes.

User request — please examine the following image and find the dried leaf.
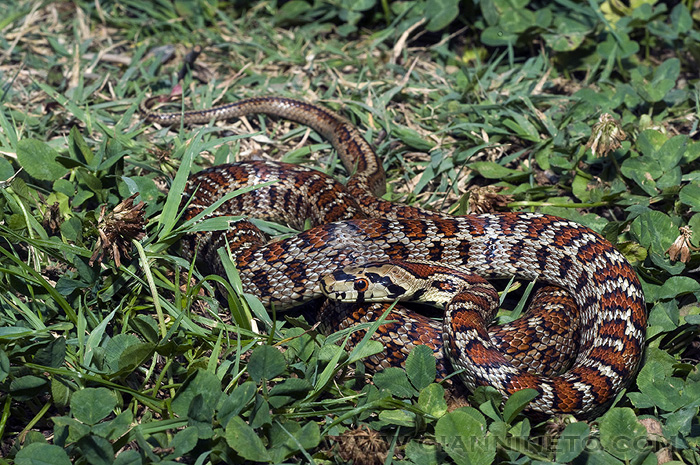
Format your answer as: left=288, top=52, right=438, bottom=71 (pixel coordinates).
left=90, top=194, right=148, bottom=267
left=586, top=113, right=626, bottom=158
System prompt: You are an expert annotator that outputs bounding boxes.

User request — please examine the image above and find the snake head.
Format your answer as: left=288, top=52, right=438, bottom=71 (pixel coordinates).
left=320, top=261, right=498, bottom=309
left=320, top=264, right=408, bottom=303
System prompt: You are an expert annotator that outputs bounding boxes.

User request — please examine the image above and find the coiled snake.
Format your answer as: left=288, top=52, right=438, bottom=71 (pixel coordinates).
left=141, top=95, right=647, bottom=418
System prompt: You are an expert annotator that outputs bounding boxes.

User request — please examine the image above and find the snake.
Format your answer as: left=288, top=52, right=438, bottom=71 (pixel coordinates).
left=141, top=94, right=647, bottom=417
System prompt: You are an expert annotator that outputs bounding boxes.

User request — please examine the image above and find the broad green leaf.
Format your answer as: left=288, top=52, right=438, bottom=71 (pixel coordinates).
left=250, top=395, right=272, bottom=429
left=114, top=450, right=142, bottom=465
left=79, top=170, right=103, bottom=195
left=425, top=0, right=459, bottom=31
left=285, top=328, right=315, bottom=362
left=656, top=166, right=682, bottom=190
left=620, top=157, right=661, bottom=196
left=174, top=0, right=214, bottom=22
left=45, top=191, right=71, bottom=217
left=104, top=334, right=154, bottom=375
left=435, top=407, right=495, bottom=465
left=169, top=427, right=199, bottom=457
left=218, top=381, right=257, bottom=428
left=493, top=0, right=528, bottom=9
left=631, top=58, right=679, bottom=102
left=269, top=377, right=312, bottom=396
left=0, top=349, right=10, bottom=382
left=10, top=375, right=49, bottom=400
left=680, top=183, right=700, bottom=212
left=581, top=449, right=628, bottom=464
left=629, top=211, right=678, bottom=255
left=55, top=277, right=88, bottom=295
left=614, top=35, right=639, bottom=59
left=130, top=315, right=160, bottom=344
left=481, top=26, right=518, bottom=46
left=275, top=0, right=311, bottom=23
left=480, top=0, right=500, bottom=25
left=187, top=394, right=214, bottom=439
left=268, top=419, right=320, bottom=462
left=76, top=435, right=114, bottom=465
left=633, top=72, right=671, bottom=102
left=0, top=327, right=37, bottom=340
left=534, top=8, right=553, bottom=30
left=0, top=157, right=15, bottom=180
left=556, top=421, right=590, bottom=463
left=373, top=367, right=418, bottom=398
left=647, top=300, right=680, bottom=334
left=341, top=0, right=374, bottom=12
left=418, top=383, right=448, bottom=418
left=663, top=406, right=696, bottom=438
left=470, top=386, right=505, bottom=421
left=292, top=420, right=321, bottom=450
left=248, top=344, right=286, bottom=382
left=631, top=3, right=655, bottom=21
left=656, top=134, right=688, bottom=169
left=114, top=341, right=155, bottom=374
left=52, top=416, right=91, bottom=444
left=656, top=277, right=700, bottom=300
left=598, top=408, right=649, bottom=461
left=468, top=161, right=525, bottom=179
left=16, top=139, right=69, bottom=181
left=542, top=16, right=588, bottom=51
left=379, top=408, right=416, bottom=427
left=631, top=350, right=683, bottom=412
left=91, top=410, right=133, bottom=441
left=120, top=175, right=161, bottom=206
left=572, top=172, right=592, bottom=202
left=171, top=370, right=222, bottom=419
left=684, top=141, right=700, bottom=163
left=502, top=388, right=538, bottom=423
left=636, top=129, right=667, bottom=156
left=405, top=440, right=444, bottom=464
left=15, top=443, right=71, bottom=465
left=405, top=345, right=437, bottom=390
left=269, top=378, right=313, bottom=408
left=670, top=4, right=692, bottom=33
left=690, top=214, right=700, bottom=243
left=224, top=416, right=270, bottom=462
left=542, top=30, right=587, bottom=52
left=499, top=7, right=536, bottom=33
left=654, top=57, right=681, bottom=83
left=71, top=388, right=118, bottom=425
left=34, top=337, right=66, bottom=368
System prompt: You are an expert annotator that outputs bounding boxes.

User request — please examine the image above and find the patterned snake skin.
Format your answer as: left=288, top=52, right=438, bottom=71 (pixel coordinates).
left=141, top=95, right=647, bottom=417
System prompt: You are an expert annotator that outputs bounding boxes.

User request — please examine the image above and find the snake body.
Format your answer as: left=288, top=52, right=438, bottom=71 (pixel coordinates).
left=142, top=95, right=647, bottom=417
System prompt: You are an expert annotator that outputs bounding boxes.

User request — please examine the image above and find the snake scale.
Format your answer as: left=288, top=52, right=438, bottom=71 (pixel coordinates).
left=141, top=95, right=647, bottom=418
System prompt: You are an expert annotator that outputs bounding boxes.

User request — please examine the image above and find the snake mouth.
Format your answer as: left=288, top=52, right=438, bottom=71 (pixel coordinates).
left=319, top=269, right=364, bottom=302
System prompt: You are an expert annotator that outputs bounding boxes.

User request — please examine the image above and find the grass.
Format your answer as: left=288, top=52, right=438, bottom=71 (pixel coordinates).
left=1, top=0, right=700, bottom=464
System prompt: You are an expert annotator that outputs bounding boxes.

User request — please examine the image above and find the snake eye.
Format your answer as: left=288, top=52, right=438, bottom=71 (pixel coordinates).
left=354, top=278, right=369, bottom=292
